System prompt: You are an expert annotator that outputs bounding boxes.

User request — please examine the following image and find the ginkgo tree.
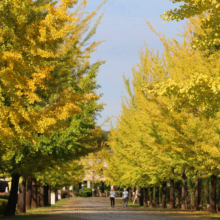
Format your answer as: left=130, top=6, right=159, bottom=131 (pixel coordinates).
left=0, top=0, right=91, bottom=147
left=106, top=15, right=220, bottom=213
left=37, top=159, right=84, bottom=190
left=81, top=145, right=106, bottom=196
left=0, top=0, right=107, bottom=216
left=142, top=20, right=220, bottom=213
left=161, top=0, right=220, bottom=50
left=105, top=69, right=187, bottom=209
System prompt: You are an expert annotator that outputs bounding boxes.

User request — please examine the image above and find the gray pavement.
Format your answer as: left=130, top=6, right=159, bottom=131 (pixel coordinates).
left=26, top=197, right=214, bottom=220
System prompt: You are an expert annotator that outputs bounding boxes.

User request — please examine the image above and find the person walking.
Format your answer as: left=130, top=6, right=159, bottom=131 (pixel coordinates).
left=109, top=188, right=116, bottom=208
left=122, top=188, right=128, bottom=208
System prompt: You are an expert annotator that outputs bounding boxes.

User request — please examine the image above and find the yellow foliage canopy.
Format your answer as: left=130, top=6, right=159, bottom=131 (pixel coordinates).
left=106, top=18, right=220, bottom=188
left=0, top=0, right=101, bottom=147
left=81, top=143, right=106, bottom=184
left=161, top=0, right=220, bottom=48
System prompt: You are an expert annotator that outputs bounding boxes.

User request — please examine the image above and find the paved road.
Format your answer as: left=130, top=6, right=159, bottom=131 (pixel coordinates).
left=25, top=197, right=214, bottom=220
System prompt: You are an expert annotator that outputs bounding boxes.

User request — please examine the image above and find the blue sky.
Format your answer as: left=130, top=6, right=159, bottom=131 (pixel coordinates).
left=82, top=1, right=186, bottom=130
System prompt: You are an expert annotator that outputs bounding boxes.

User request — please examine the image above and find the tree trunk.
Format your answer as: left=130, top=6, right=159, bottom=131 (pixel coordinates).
left=170, top=178, right=174, bottom=209
left=39, top=184, right=44, bottom=207
left=210, top=174, right=217, bottom=213
left=4, top=173, right=20, bottom=216
left=162, top=180, right=166, bottom=208
left=101, top=181, right=104, bottom=193
left=97, top=186, right=100, bottom=196
left=66, top=186, right=70, bottom=198
left=149, top=187, right=153, bottom=208
left=79, top=183, right=81, bottom=190
left=155, top=187, right=159, bottom=207
left=55, top=190, right=58, bottom=202
left=92, top=181, right=95, bottom=197
left=194, top=171, right=199, bottom=211
left=44, top=185, right=49, bottom=206
left=128, top=188, right=132, bottom=202
left=139, top=188, right=144, bottom=206
left=31, top=178, right=38, bottom=209
left=143, top=187, right=148, bottom=207
left=181, top=168, right=186, bottom=210
left=48, top=186, right=51, bottom=206
left=26, top=177, right=32, bottom=210
left=37, top=185, right=40, bottom=207
left=17, top=177, right=26, bottom=214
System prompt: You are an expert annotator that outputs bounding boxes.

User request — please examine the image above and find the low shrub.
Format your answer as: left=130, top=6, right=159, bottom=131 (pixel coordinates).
left=73, top=190, right=79, bottom=197
left=0, top=199, right=8, bottom=215
left=0, top=194, right=9, bottom=200
left=79, top=188, right=92, bottom=197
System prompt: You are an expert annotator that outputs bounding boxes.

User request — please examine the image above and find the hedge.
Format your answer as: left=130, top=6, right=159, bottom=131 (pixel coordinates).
left=0, top=199, right=8, bottom=215
left=79, top=188, right=92, bottom=197
left=0, top=194, right=9, bottom=200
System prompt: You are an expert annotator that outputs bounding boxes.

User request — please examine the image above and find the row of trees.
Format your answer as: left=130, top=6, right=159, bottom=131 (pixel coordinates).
left=81, top=143, right=107, bottom=196
left=0, top=0, right=106, bottom=216
left=15, top=160, right=83, bottom=214
left=17, top=177, right=53, bottom=214
left=104, top=1, right=220, bottom=214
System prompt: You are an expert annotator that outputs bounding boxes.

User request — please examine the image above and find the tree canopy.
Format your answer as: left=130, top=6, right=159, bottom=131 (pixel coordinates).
left=1, top=0, right=107, bottom=216
left=105, top=17, right=220, bottom=198
left=161, top=0, right=220, bottom=49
